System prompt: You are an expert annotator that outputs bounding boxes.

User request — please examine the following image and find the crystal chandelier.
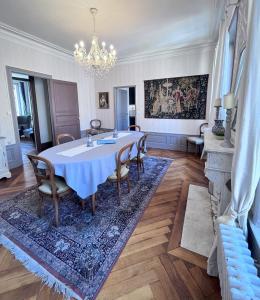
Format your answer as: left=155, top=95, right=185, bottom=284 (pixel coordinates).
left=73, top=8, right=117, bottom=77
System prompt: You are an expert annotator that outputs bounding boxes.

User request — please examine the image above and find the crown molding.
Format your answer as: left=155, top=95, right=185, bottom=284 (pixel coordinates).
left=0, top=21, right=217, bottom=67
left=0, top=21, right=73, bottom=60
left=117, top=41, right=216, bottom=65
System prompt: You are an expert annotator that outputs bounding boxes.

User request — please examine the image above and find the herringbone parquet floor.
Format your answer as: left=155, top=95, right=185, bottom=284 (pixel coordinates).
left=0, top=149, right=221, bottom=300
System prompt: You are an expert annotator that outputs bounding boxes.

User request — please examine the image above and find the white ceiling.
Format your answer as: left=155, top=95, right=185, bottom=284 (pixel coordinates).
left=0, top=0, right=224, bottom=59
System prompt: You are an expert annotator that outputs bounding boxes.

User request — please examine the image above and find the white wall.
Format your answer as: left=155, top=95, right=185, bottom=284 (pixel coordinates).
left=96, top=45, right=214, bottom=135
left=0, top=29, right=96, bottom=145
left=34, top=78, right=52, bottom=143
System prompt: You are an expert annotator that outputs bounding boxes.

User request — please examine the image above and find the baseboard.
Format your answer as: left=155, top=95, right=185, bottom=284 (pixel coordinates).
left=6, top=143, right=23, bottom=169
left=6, top=131, right=197, bottom=169
left=81, top=129, right=198, bottom=152
left=144, top=131, right=197, bottom=152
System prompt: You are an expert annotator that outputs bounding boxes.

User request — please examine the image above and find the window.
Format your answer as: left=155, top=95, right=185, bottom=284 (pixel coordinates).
left=220, top=9, right=238, bottom=120
left=13, top=80, right=32, bottom=116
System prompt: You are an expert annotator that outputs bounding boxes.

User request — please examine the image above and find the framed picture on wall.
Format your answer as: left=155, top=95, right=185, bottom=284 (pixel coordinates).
left=98, top=92, right=109, bottom=109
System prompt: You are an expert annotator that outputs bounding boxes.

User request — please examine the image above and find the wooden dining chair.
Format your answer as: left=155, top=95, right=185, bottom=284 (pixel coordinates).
left=27, top=153, right=72, bottom=227
left=128, top=125, right=141, bottom=132
left=56, top=133, right=75, bottom=145
left=132, top=134, right=148, bottom=180
left=87, top=119, right=102, bottom=136
left=108, top=143, right=134, bottom=201
left=186, top=123, right=208, bottom=154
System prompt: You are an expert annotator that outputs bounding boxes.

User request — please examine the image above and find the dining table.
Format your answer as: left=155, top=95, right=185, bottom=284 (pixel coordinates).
left=39, top=131, right=143, bottom=199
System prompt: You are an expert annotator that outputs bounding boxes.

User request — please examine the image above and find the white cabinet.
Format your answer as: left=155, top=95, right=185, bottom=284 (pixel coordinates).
left=0, top=137, right=11, bottom=179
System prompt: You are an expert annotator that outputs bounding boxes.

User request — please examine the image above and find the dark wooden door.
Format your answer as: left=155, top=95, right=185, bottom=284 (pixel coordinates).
left=48, top=80, right=80, bottom=144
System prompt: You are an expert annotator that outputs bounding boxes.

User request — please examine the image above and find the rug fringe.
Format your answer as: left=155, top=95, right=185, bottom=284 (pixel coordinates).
left=0, top=234, right=82, bottom=300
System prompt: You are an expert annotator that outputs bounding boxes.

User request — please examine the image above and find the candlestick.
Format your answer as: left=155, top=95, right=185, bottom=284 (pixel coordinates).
left=221, top=109, right=234, bottom=148
left=214, top=98, right=222, bottom=119
left=86, top=134, right=93, bottom=147
left=113, top=128, right=118, bottom=138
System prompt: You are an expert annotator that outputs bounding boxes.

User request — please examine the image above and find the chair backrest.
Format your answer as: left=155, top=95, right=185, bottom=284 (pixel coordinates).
left=128, top=125, right=141, bottom=132
left=56, top=133, right=75, bottom=145
left=115, top=143, right=134, bottom=179
left=200, top=123, right=208, bottom=137
left=90, top=119, right=101, bottom=129
left=137, top=134, right=148, bottom=157
left=27, top=153, right=57, bottom=194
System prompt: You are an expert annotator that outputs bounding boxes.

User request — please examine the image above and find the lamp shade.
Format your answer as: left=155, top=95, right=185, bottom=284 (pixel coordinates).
left=214, top=98, right=222, bottom=107
left=224, top=93, right=235, bottom=109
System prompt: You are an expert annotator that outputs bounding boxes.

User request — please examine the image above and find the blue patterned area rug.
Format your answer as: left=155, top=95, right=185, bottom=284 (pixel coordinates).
left=0, top=156, right=171, bottom=300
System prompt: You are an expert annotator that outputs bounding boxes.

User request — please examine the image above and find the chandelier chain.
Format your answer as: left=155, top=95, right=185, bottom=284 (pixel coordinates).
left=92, top=12, right=96, bottom=34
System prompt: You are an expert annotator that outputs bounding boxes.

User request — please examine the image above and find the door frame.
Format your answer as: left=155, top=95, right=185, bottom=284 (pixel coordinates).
left=114, top=85, right=136, bottom=130
left=6, top=66, right=52, bottom=165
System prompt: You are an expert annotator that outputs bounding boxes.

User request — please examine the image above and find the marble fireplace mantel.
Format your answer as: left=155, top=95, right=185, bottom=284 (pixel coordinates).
left=203, top=131, right=234, bottom=217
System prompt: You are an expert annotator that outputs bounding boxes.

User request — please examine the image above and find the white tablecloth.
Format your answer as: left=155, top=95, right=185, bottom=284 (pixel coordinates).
left=39, top=131, right=142, bottom=198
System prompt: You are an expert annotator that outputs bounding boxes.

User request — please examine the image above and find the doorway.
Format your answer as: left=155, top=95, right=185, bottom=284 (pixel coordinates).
left=11, top=71, right=53, bottom=163
left=7, top=67, right=81, bottom=169
left=115, top=86, right=136, bottom=131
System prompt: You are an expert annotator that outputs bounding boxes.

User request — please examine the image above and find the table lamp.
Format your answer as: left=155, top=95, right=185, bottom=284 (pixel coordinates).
left=212, top=98, right=225, bottom=137
left=214, top=97, right=222, bottom=119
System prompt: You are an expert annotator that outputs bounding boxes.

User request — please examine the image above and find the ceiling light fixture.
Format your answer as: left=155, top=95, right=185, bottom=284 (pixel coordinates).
left=73, top=8, right=117, bottom=77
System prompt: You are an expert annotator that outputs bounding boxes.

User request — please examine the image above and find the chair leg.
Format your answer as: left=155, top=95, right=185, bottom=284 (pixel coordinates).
left=186, top=140, right=188, bottom=152
left=142, top=159, right=145, bottom=173
left=127, top=176, right=131, bottom=193
left=91, top=193, right=96, bottom=215
left=117, top=180, right=121, bottom=204
left=53, top=195, right=60, bottom=227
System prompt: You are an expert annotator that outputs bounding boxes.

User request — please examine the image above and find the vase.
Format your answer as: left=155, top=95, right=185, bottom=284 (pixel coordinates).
left=212, top=120, right=225, bottom=136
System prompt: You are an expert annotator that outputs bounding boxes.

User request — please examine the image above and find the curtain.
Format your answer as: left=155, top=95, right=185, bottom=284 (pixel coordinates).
left=207, top=0, right=260, bottom=276
left=20, top=82, right=28, bottom=115
left=208, top=5, right=237, bottom=126
left=208, top=21, right=226, bottom=126
left=228, top=0, right=260, bottom=235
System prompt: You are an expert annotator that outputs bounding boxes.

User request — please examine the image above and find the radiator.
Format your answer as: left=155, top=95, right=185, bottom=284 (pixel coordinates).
left=218, top=224, right=260, bottom=300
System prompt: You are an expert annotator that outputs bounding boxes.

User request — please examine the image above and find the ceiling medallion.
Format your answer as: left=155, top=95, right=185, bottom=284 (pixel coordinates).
left=73, top=8, right=117, bottom=77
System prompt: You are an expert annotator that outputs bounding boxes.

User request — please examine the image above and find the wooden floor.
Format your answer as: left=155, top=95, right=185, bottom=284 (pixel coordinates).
left=0, top=149, right=221, bottom=300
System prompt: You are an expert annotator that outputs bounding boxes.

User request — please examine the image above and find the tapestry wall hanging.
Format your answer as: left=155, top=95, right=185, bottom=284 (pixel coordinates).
left=144, top=74, right=209, bottom=119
